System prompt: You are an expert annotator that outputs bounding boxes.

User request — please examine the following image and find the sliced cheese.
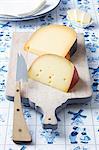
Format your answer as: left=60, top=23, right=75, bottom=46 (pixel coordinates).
left=24, top=25, right=77, bottom=58
left=28, top=54, right=77, bottom=92
left=67, top=9, right=92, bottom=24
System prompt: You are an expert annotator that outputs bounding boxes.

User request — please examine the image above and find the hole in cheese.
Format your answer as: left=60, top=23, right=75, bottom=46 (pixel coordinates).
left=36, top=73, right=39, bottom=77
left=64, top=78, right=66, bottom=81
left=49, top=76, right=52, bottom=79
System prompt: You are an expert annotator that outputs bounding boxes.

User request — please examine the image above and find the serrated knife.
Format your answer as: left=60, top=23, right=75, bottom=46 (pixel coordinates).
left=13, top=53, right=32, bottom=144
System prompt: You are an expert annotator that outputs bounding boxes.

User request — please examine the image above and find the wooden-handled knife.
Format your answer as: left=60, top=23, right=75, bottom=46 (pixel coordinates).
left=13, top=53, right=32, bottom=144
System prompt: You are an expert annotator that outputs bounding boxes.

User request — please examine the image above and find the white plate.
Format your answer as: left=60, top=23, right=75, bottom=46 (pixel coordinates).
left=0, top=0, right=60, bottom=21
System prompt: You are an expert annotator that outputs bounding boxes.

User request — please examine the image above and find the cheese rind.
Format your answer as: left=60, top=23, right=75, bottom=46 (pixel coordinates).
left=24, top=25, right=77, bottom=58
left=28, top=54, right=79, bottom=92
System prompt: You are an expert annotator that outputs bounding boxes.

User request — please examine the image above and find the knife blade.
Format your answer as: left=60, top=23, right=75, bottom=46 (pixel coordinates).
left=16, top=54, right=28, bottom=82
left=13, top=53, right=32, bottom=144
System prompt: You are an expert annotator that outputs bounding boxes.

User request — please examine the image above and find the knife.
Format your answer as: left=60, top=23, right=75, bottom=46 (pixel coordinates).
left=13, top=53, right=32, bottom=144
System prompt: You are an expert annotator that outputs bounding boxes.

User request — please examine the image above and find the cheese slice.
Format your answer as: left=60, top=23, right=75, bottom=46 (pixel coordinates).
left=24, top=25, right=77, bottom=58
left=67, top=9, right=92, bottom=24
left=28, top=54, right=79, bottom=92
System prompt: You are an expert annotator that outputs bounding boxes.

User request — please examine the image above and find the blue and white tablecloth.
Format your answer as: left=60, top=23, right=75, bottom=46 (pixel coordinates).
left=0, top=0, right=99, bottom=150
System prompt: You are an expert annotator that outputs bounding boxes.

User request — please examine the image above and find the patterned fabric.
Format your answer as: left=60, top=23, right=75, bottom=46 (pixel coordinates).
left=0, top=0, right=99, bottom=149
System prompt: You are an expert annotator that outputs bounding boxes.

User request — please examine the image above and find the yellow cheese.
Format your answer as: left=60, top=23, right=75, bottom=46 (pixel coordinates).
left=67, top=9, right=92, bottom=24
left=28, top=54, right=75, bottom=92
left=24, top=25, right=77, bottom=58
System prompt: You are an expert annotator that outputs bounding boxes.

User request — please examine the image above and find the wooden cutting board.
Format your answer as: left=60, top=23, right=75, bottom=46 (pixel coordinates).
left=6, top=32, right=92, bottom=129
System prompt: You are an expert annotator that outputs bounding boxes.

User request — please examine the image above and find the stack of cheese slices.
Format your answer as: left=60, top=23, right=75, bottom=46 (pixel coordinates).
left=24, top=25, right=79, bottom=92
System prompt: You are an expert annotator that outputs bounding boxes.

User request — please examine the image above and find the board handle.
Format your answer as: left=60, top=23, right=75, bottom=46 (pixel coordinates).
left=13, top=81, right=32, bottom=144
left=42, top=109, right=57, bottom=128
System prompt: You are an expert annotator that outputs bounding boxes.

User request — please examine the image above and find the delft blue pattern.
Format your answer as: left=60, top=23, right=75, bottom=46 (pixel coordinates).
left=69, top=126, right=80, bottom=144
left=41, top=129, right=59, bottom=144
left=23, top=109, right=31, bottom=119
left=20, top=145, right=27, bottom=150
left=69, top=127, right=91, bottom=144
left=73, top=146, right=88, bottom=150
left=0, top=0, right=99, bottom=149
left=68, top=109, right=87, bottom=125
left=80, top=128, right=91, bottom=144
left=0, top=22, right=12, bottom=28
left=96, top=112, right=99, bottom=121
left=8, top=145, right=27, bottom=150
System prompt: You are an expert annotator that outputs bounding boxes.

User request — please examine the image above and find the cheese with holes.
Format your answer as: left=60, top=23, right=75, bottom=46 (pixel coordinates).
left=28, top=54, right=79, bottom=92
left=24, top=25, right=77, bottom=58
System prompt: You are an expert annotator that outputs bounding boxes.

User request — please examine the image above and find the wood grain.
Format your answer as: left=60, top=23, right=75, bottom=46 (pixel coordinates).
left=13, top=81, right=32, bottom=143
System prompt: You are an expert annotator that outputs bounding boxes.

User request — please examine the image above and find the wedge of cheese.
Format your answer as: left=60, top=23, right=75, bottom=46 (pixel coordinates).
left=24, top=25, right=77, bottom=59
left=28, top=54, right=79, bottom=92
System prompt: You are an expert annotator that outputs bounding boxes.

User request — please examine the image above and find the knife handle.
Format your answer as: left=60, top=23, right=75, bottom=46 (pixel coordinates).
left=13, top=81, right=32, bottom=144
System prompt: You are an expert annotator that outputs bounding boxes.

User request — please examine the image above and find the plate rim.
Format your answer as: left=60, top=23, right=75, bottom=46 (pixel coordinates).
left=0, top=0, right=61, bottom=21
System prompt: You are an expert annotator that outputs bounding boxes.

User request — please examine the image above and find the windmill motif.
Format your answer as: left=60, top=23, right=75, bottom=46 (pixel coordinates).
left=68, top=109, right=87, bottom=125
